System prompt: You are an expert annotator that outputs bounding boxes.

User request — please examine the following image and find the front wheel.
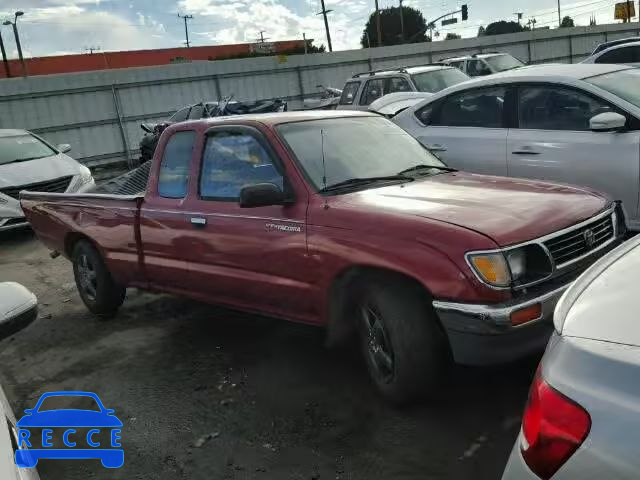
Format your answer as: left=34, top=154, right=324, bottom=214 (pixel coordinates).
left=357, top=276, right=451, bottom=404
left=72, top=240, right=126, bottom=317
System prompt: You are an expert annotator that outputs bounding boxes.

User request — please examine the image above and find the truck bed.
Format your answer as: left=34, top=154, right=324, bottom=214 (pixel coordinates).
left=20, top=191, right=144, bottom=286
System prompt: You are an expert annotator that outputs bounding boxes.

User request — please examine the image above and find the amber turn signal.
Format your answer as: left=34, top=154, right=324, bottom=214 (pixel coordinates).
left=511, top=303, right=542, bottom=326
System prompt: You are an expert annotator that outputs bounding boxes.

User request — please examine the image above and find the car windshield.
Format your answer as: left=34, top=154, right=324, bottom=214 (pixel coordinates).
left=0, top=134, right=57, bottom=165
left=278, top=116, right=446, bottom=192
left=38, top=395, right=101, bottom=412
left=586, top=69, right=640, bottom=109
left=484, top=54, right=524, bottom=72
left=411, top=68, right=469, bottom=93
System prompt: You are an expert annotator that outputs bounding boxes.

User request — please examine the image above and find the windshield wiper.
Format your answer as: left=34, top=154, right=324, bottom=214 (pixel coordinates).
left=398, top=164, right=457, bottom=176
left=322, top=175, right=413, bottom=193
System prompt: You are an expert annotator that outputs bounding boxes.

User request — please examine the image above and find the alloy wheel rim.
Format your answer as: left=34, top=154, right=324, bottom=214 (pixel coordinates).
left=361, top=304, right=395, bottom=384
left=77, top=254, right=98, bottom=301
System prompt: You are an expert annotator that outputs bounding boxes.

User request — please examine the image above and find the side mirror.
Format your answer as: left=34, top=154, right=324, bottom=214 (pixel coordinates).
left=239, top=183, right=287, bottom=208
left=0, top=282, right=37, bottom=342
left=590, top=112, right=627, bottom=132
left=57, top=143, right=71, bottom=153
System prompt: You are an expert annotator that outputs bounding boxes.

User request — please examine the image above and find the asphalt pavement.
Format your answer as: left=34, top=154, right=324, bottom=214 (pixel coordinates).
left=0, top=229, right=538, bottom=480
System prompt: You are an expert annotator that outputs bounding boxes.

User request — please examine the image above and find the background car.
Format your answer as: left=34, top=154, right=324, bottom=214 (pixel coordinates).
left=0, top=281, right=39, bottom=479
left=440, top=53, right=525, bottom=77
left=392, top=64, right=640, bottom=231
left=502, top=235, right=640, bottom=480
left=0, top=129, right=94, bottom=232
left=336, top=65, right=469, bottom=110
left=581, top=40, right=640, bottom=66
left=302, top=85, right=343, bottom=110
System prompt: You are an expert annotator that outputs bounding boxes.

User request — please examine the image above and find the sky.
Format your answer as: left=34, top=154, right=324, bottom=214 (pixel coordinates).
left=0, top=0, right=633, bottom=59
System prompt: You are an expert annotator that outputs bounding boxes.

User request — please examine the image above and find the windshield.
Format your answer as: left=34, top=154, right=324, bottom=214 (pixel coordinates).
left=278, top=116, right=445, bottom=192
left=411, top=68, right=469, bottom=93
left=0, top=134, right=57, bottom=165
left=586, top=69, right=640, bottom=109
left=484, top=54, right=524, bottom=72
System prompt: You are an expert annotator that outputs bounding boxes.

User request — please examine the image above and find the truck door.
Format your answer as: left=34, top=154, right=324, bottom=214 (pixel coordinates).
left=179, top=125, right=316, bottom=323
left=138, top=129, right=195, bottom=290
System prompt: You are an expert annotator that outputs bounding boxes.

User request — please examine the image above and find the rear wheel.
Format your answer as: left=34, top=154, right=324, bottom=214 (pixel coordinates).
left=72, top=240, right=125, bottom=317
left=356, top=275, right=450, bottom=404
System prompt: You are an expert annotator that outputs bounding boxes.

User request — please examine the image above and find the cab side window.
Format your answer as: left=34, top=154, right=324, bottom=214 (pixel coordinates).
left=157, top=131, right=195, bottom=198
left=518, top=86, right=613, bottom=131
left=434, top=87, right=506, bottom=128
left=340, top=82, right=361, bottom=105
left=200, top=132, right=284, bottom=200
left=360, top=79, right=385, bottom=106
left=386, top=76, right=412, bottom=93
left=467, top=59, right=491, bottom=77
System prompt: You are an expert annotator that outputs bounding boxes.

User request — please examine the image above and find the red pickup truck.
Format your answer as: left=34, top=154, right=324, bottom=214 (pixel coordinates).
left=21, top=111, right=624, bottom=403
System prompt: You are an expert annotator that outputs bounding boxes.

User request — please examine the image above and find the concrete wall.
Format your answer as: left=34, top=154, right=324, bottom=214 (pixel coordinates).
left=0, top=22, right=639, bottom=173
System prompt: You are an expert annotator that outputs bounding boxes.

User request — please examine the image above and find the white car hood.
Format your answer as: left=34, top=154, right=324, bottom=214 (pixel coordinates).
left=369, top=92, right=432, bottom=116
left=0, top=153, right=81, bottom=188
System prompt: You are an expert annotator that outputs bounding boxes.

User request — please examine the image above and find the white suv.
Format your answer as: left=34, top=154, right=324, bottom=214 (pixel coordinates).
left=337, top=65, right=469, bottom=111
left=441, top=53, right=525, bottom=77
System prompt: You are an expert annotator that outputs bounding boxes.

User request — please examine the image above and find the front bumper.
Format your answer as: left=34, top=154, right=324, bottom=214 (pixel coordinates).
left=433, top=284, right=569, bottom=366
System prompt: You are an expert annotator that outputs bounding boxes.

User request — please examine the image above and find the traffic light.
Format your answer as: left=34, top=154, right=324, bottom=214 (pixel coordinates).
left=461, top=4, right=468, bottom=21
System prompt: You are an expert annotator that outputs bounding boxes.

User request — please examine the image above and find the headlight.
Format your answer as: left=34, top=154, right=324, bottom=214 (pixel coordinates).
left=70, top=166, right=94, bottom=192
left=468, top=245, right=553, bottom=289
left=467, top=252, right=511, bottom=287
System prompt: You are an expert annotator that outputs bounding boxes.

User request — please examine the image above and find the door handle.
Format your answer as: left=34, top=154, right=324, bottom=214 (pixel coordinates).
left=512, top=147, right=540, bottom=155
left=190, top=217, right=207, bottom=227
left=426, top=144, right=447, bottom=152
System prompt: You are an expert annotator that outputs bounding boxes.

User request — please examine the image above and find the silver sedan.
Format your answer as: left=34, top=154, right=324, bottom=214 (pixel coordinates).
left=502, top=235, right=640, bottom=479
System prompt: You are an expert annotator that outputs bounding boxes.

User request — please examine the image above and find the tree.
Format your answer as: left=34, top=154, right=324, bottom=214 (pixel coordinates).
left=361, top=6, right=428, bottom=47
left=560, top=16, right=575, bottom=28
left=483, top=20, right=528, bottom=36
left=445, top=33, right=461, bottom=40
left=589, top=15, right=597, bottom=26
left=477, top=26, right=486, bottom=37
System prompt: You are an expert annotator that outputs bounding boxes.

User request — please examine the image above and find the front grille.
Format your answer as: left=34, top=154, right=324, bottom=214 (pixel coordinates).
left=544, top=214, right=614, bottom=267
left=0, top=176, right=72, bottom=200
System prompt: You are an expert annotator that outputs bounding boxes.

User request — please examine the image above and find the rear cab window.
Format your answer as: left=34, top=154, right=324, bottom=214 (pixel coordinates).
left=157, top=130, right=196, bottom=198
left=339, top=82, right=361, bottom=105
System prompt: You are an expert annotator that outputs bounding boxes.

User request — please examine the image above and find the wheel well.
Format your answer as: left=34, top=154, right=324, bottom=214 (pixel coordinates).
left=326, top=266, right=436, bottom=347
left=64, top=232, right=94, bottom=258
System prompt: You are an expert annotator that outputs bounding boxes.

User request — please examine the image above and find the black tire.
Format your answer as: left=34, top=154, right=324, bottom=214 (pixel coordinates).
left=356, top=275, right=450, bottom=404
left=72, top=240, right=126, bottom=317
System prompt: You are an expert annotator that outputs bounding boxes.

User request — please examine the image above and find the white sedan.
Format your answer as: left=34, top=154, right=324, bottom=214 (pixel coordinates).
left=390, top=64, right=640, bottom=230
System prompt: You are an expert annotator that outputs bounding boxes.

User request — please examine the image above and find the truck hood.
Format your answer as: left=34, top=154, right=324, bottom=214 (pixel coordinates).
left=0, top=153, right=82, bottom=188
left=338, top=172, right=609, bottom=246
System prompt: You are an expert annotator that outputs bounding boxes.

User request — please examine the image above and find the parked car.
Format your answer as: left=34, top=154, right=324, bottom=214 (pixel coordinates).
left=21, top=111, right=624, bottom=403
left=0, top=281, right=39, bottom=479
left=0, top=129, right=94, bottom=232
left=502, top=235, right=640, bottom=480
left=440, top=53, right=525, bottom=77
left=581, top=40, right=640, bottom=66
left=302, top=85, right=343, bottom=110
left=391, top=64, right=640, bottom=231
left=137, top=98, right=288, bottom=166
left=337, top=65, right=469, bottom=110
left=590, top=36, right=640, bottom=56
left=369, top=92, right=433, bottom=117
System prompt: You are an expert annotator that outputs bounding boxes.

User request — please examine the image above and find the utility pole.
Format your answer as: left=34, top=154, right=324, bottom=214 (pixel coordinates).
left=257, top=31, right=268, bottom=43
left=317, top=0, right=333, bottom=52
left=399, top=0, right=405, bottom=42
left=375, top=0, right=383, bottom=46
left=557, top=0, right=562, bottom=27
left=303, top=33, right=308, bottom=54
left=0, top=28, right=10, bottom=78
left=3, top=12, right=26, bottom=77
left=626, top=0, right=632, bottom=22
left=84, top=46, right=101, bottom=54
left=514, top=12, right=523, bottom=25
left=178, top=13, right=193, bottom=48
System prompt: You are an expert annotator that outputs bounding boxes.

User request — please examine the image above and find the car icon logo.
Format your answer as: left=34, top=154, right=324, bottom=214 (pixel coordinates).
left=14, top=391, right=124, bottom=468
